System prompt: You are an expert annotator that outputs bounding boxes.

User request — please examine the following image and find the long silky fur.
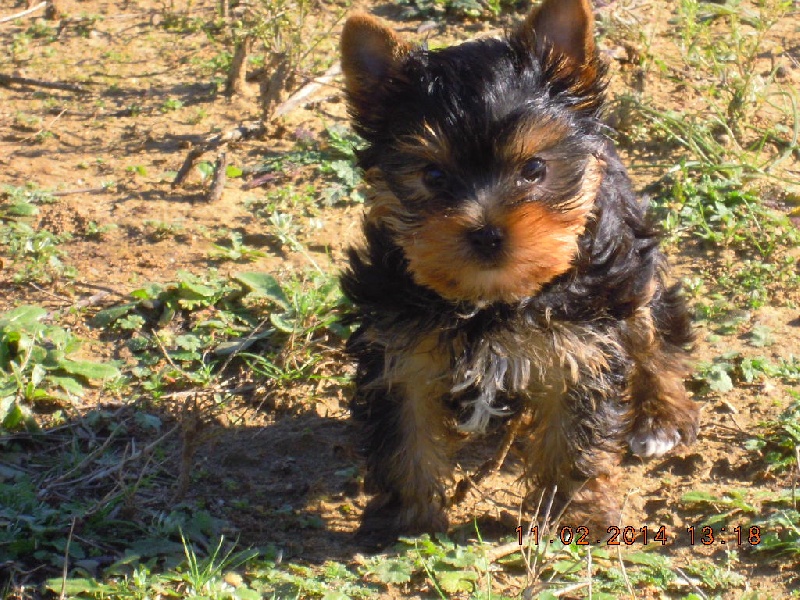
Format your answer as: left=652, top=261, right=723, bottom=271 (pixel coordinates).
left=340, top=4, right=697, bottom=540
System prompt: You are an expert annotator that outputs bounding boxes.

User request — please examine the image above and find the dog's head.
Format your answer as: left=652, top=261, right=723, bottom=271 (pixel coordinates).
left=341, top=0, right=607, bottom=305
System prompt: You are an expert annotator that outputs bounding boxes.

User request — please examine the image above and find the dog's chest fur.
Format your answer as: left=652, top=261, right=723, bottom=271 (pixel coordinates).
left=360, top=306, right=629, bottom=433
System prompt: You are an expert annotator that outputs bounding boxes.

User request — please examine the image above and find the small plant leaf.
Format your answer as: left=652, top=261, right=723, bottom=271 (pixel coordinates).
left=214, top=330, right=273, bottom=355
left=748, top=325, right=774, bottom=347
left=436, top=567, right=477, bottom=593
left=0, top=304, right=47, bottom=329
left=57, top=359, right=120, bottom=381
left=196, top=161, right=214, bottom=180
left=1, top=397, right=28, bottom=429
left=131, top=283, right=164, bottom=300
left=320, top=593, right=350, bottom=600
left=270, top=313, right=295, bottom=333
left=681, top=490, right=722, bottom=505
left=45, top=578, right=111, bottom=595
left=5, top=201, right=39, bottom=217
left=91, top=303, right=136, bottom=327
left=372, top=558, right=413, bottom=584
left=235, top=272, right=290, bottom=308
left=47, top=376, right=86, bottom=396
left=706, top=365, right=734, bottom=392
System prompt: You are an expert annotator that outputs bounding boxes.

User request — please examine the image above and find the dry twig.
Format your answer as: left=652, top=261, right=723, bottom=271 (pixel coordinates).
left=38, top=423, right=180, bottom=496
left=485, top=541, right=524, bottom=563
left=273, top=63, right=341, bottom=119
left=172, top=121, right=264, bottom=188
left=260, top=53, right=289, bottom=122
left=206, top=151, right=228, bottom=202
left=0, top=1, right=46, bottom=24
left=59, top=517, right=77, bottom=600
left=50, top=186, right=110, bottom=197
left=0, top=73, right=88, bottom=93
left=174, top=396, right=204, bottom=502
left=226, top=35, right=252, bottom=96
left=450, top=407, right=530, bottom=506
left=45, top=291, right=111, bottom=320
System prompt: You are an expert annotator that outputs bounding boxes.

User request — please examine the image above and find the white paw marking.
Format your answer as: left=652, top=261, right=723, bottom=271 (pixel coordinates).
left=628, top=429, right=681, bottom=458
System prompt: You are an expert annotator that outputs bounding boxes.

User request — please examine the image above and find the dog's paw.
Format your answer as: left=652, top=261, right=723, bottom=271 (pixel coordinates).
left=628, top=415, right=693, bottom=457
left=356, top=493, right=448, bottom=549
left=629, top=399, right=700, bottom=458
left=628, top=428, right=681, bottom=457
left=628, top=404, right=699, bottom=458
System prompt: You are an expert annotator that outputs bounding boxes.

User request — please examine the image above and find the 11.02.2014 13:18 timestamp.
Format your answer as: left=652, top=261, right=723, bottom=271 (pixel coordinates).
left=516, top=525, right=763, bottom=546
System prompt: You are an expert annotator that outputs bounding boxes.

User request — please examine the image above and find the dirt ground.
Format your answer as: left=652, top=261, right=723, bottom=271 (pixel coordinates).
left=2, top=0, right=800, bottom=597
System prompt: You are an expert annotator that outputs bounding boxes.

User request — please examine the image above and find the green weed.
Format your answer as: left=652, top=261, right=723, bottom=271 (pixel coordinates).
left=83, top=221, right=117, bottom=240
left=267, top=211, right=324, bottom=271
left=210, top=231, right=268, bottom=262
left=255, top=125, right=366, bottom=207
left=126, top=164, right=148, bottom=177
left=26, top=21, right=57, bottom=41
left=619, top=0, right=799, bottom=322
left=694, top=351, right=800, bottom=394
left=653, top=171, right=799, bottom=254
left=192, top=49, right=233, bottom=77
left=91, top=269, right=347, bottom=397
left=245, top=554, right=375, bottom=598
left=752, top=509, right=800, bottom=563
left=189, top=107, right=209, bottom=124
left=160, top=97, right=184, bottom=112
left=393, top=0, right=515, bottom=18
left=0, top=185, right=77, bottom=283
left=745, top=393, right=800, bottom=472
left=0, top=305, right=121, bottom=430
left=9, top=32, right=31, bottom=63
left=175, top=532, right=259, bottom=596
left=142, top=219, right=185, bottom=241
left=73, top=15, right=102, bottom=38
left=681, top=487, right=800, bottom=568
left=681, top=489, right=762, bottom=526
left=651, top=171, right=799, bottom=307
left=1, top=184, right=54, bottom=217
left=624, top=0, right=798, bottom=175
left=160, top=12, right=213, bottom=34
left=0, top=222, right=75, bottom=283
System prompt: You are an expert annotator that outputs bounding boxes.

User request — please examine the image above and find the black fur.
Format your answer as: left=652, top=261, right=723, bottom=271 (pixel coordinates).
left=342, top=141, right=692, bottom=339
left=340, top=6, right=697, bottom=542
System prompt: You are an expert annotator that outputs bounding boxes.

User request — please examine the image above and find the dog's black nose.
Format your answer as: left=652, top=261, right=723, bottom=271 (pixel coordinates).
left=466, top=225, right=505, bottom=259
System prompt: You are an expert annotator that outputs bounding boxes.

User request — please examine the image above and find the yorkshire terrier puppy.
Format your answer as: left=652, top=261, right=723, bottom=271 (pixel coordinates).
left=340, top=0, right=699, bottom=541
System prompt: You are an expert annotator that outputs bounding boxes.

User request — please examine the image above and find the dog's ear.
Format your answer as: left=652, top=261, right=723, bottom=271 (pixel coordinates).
left=516, top=0, right=596, bottom=67
left=341, top=14, right=410, bottom=105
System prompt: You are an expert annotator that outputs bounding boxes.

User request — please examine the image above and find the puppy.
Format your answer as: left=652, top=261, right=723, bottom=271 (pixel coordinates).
left=339, top=0, right=698, bottom=542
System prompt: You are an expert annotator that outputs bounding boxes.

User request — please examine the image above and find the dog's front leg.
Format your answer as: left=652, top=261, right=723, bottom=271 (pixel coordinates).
left=521, top=366, right=631, bottom=528
left=353, top=334, right=455, bottom=541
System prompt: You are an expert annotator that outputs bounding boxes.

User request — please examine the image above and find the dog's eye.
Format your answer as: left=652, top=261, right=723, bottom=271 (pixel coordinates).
left=422, top=165, right=448, bottom=191
left=520, top=158, right=547, bottom=184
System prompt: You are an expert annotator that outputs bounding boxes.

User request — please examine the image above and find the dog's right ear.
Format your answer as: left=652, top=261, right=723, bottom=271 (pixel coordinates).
left=341, top=14, right=410, bottom=116
left=520, top=0, right=595, bottom=68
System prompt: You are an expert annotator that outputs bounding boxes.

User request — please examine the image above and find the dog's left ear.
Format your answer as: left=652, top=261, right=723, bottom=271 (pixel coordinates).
left=516, top=0, right=596, bottom=68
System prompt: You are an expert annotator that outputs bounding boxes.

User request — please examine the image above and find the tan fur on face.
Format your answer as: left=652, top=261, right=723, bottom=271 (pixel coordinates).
left=398, top=156, right=602, bottom=303
left=362, top=166, right=424, bottom=240
left=395, top=122, right=452, bottom=166
left=501, top=117, right=573, bottom=163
